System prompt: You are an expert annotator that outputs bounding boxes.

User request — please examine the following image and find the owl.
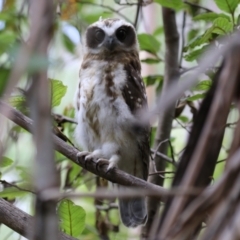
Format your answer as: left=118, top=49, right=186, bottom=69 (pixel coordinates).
left=75, top=18, right=150, bottom=227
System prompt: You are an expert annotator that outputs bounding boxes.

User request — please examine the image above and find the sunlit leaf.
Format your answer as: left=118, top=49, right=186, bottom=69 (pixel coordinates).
left=50, top=79, right=67, bottom=107
left=177, top=115, right=189, bottom=123
left=193, top=80, right=212, bottom=91
left=0, top=157, right=14, bottom=168
left=0, top=187, right=29, bottom=200
left=154, top=0, right=183, bottom=10
left=193, top=12, right=230, bottom=21
left=187, top=26, right=214, bottom=49
left=62, top=33, right=75, bottom=53
left=82, top=11, right=113, bottom=24
left=138, top=34, right=160, bottom=54
left=214, top=0, right=239, bottom=14
left=212, top=17, right=233, bottom=35
left=153, top=26, right=163, bottom=36
left=141, top=58, right=161, bottom=64
left=188, top=29, right=199, bottom=43
left=187, top=93, right=206, bottom=101
left=184, top=45, right=208, bottom=62
left=58, top=199, right=86, bottom=237
left=143, top=75, right=163, bottom=86
left=8, top=95, right=26, bottom=111
left=0, top=31, right=16, bottom=55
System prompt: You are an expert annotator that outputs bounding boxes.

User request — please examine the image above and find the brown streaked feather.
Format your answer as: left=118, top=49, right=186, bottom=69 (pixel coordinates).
left=121, top=59, right=150, bottom=180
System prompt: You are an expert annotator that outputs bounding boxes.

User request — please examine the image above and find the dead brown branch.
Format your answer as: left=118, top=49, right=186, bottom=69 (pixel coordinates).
left=156, top=40, right=240, bottom=239
left=0, top=198, right=76, bottom=240
left=0, top=101, right=168, bottom=199
left=143, top=7, right=179, bottom=238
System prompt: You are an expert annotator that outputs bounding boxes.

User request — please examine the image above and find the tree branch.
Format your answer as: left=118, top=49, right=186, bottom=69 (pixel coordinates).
left=142, top=7, right=179, bottom=238
left=0, top=101, right=168, bottom=198
left=27, top=1, right=60, bottom=240
left=0, top=198, right=76, bottom=240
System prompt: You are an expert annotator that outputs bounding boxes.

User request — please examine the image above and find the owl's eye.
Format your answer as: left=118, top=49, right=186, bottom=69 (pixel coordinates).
left=116, top=28, right=127, bottom=42
left=95, top=29, right=105, bottom=42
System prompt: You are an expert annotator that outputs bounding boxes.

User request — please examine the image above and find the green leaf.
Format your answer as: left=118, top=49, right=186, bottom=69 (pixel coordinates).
left=184, top=45, right=208, bottom=62
left=50, top=79, right=67, bottom=107
left=0, top=186, right=29, bottom=200
left=154, top=0, right=184, bottom=10
left=187, top=93, right=206, bottom=101
left=187, top=29, right=199, bottom=43
left=0, top=31, right=16, bottom=55
left=153, top=27, right=163, bottom=36
left=0, top=157, right=14, bottom=168
left=193, top=12, right=230, bottom=21
left=212, top=17, right=233, bottom=35
left=187, top=26, right=214, bottom=49
left=143, top=75, right=163, bottom=87
left=82, top=11, right=113, bottom=24
left=58, top=199, right=86, bottom=237
left=141, top=58, right=161, bottom=64
left=214, top=0, right=239, bottom=14
left=62, top=33, right=75, bottom=53
left=138, top=33, right=160, bottom=54
left=193, top=80, right=212, bottom=91
left=8, top=95, right=26, bottom=111
left=178, top=115, right=189, bottom=123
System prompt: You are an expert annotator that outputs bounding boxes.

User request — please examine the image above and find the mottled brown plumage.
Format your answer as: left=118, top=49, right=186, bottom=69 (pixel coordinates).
left=75, top=18, right=150, bottom=227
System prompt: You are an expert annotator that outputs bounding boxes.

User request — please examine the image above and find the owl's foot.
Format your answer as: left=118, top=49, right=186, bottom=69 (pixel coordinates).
left=108, top=155, right=119, bottom=172
left=96, top=158, right=109, bottom=172
left=96, top=154, right=119, bottom=174
left=77, top=151, right=92, bottom=168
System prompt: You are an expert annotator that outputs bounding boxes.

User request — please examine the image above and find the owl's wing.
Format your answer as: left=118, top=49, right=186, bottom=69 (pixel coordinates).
left=121, top=63, right=150, bottom=180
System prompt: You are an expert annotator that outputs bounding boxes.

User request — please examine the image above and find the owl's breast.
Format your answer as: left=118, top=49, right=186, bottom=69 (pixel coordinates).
left=75, top=60, right=135, bottom=150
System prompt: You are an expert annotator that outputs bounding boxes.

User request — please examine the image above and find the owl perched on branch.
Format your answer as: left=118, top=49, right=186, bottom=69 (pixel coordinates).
left=75, top=18, right=150, bottom=227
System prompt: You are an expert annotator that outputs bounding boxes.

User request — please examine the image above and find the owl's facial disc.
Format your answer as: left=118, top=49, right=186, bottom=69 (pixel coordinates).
left=86, top=21, right=137, bottom=53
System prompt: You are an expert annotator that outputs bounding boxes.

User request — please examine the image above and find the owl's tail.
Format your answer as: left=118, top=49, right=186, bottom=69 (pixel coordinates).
left=118, top=189, right=147, bottom=227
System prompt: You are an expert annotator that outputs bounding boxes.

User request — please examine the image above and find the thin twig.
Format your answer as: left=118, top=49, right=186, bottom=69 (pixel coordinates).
left=0, top=180, right=35, bottom=194
left=183, top=1, right=213, bottom=12
left=134, top=0, right=141, bottom=28
left=77, top=1, right=132, bottom=23
left=175, top=118, right=191, bottom=133
left=150, top=148, right=176, bottom=166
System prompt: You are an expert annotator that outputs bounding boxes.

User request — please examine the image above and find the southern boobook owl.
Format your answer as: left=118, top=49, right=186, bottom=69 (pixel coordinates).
left=75, top=18, right=150, bottom=227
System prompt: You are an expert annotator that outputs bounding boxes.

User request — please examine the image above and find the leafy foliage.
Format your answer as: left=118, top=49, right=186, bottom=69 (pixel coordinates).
left=154, top=0, right=183, bottom=10
left=58, top=199, right=86, bottom=237
left=0, top=156, right=14, bottom=168
left=138, top=33, right=161, bottom=54
left=0, top=0, right=240, bottom=239
left=214, top=0, right=239, bottom=14
left=193, top=12, right=230, bottom=21
left=50, top=79, right=68, bottom=107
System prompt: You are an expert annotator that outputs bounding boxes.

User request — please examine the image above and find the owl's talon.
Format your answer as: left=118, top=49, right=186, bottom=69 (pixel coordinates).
left=77, top=151, right=91, bottom=168
left=96, top=158, right=109, bottom=172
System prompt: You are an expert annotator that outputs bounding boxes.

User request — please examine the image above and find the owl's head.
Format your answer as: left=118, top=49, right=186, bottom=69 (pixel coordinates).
left=84, top=18, right=138, bottom=54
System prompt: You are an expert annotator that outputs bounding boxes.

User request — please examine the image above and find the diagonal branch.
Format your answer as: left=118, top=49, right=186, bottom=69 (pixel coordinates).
left=0, top=100, right=168, bottom=198
left=0, top=198, right=76, bottom=240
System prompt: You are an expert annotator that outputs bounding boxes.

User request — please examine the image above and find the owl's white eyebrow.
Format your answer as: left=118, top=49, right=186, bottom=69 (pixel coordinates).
left=92, top=20, right=133, bottom=36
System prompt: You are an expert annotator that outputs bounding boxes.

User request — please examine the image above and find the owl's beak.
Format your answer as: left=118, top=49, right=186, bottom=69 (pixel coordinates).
left=105, top=36, right=116, bottom=51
